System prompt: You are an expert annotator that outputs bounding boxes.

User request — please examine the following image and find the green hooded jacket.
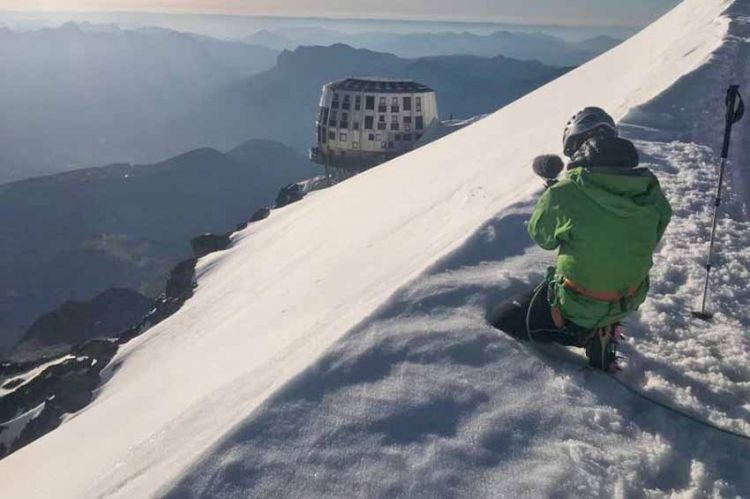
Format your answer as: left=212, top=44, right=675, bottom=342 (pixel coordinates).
left=528, top=166, right=672, bottom=328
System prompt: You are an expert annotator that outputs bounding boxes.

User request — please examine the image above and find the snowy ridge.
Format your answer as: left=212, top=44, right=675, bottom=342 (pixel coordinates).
left=0, top=1, right=743, bottom=497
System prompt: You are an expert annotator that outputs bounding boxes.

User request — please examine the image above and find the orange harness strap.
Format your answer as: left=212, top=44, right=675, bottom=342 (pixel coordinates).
left=563, top=278, right=638, bottom=303
left=550, top=278, right=639, bottom=329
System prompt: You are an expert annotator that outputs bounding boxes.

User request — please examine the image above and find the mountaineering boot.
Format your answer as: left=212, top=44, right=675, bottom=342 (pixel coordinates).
left=585, top=324, right=622, bottom=372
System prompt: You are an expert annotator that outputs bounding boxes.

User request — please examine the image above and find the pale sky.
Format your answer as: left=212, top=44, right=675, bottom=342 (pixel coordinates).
left=2, top=0, right=682, bottom=27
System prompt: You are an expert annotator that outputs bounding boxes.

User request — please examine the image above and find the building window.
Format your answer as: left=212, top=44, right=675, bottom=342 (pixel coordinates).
left=403, top=96, right=412, bottom=111
left=416, top=96, right=422, bottom=112
left=391, top=96, right=399, bottom=113
left=416, top=116, right=424, bottom=130
left=365, top=116, right=374, bottom=129
left=377, top=123, right=387, bottom=130
left=390, top=123, right=399, bottom=131
left=332, top=93, right=340, bottom=109
left=366, top=95, right=375, bottom=110
left=341, top=112, right=349, bottom=129
left=340, top=132, right=348, bottom=142
left=403, top=116, right=412, bottom=124
left=391, top=115, right=398, bottom=123
left=378, top=97, right=387, bottom=112
left=352, top=141, right=360, bottom=149
left=329, top=110, right=337, bottom=128
left=368, top=133, right=375, bottom=141
left=355, top=95, right=361, bottom=111
left=342, top=94, right=351, bottom=110
left=353, top=122, right=360, bottom=130
left=328, top=131, right=335, bottom=140
left=379, top=115, right=386, bottom=122
left=322, top=108, right=329, bottom=124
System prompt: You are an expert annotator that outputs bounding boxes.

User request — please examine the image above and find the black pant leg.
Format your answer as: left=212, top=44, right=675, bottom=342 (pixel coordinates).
left=490, top=284, right=577, bottom=346
left=489, top=288, right=537, bottom=340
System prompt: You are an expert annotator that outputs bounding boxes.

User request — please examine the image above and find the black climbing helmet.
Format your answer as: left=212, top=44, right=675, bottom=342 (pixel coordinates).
left=563, top=107, right=618, bottom=158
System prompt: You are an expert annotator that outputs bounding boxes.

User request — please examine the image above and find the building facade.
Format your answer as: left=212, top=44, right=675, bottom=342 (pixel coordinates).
left=310, top=78, right=439, bottom=175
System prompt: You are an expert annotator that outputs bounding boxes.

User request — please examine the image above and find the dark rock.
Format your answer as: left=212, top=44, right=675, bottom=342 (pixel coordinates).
left=73, top=338, right=118, bottom=365
left=9, top=401, right=63, bottom=456
left=0, top=356, right=57, bottom=377
left=55, top=372, right=97, bottom=412
left=275, top=183, right=305, bottom=208
left=1, top=378, right=24, bottom=391
left=0, top=338, right=120, bottom=458
left=165, top=258, right=198, bottom=301
left=117, top=257, right=198, bottom=345
left=190, top=233, right=231, bottom=258
left=249, top=206, right=271, bottom=222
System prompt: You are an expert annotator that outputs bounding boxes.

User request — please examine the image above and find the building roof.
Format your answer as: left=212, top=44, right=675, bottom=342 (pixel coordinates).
left=327, top=77, right=433, bottom=94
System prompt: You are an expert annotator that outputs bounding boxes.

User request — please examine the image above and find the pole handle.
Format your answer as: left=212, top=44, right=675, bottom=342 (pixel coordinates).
left=723, top=85, right=744, bottom=158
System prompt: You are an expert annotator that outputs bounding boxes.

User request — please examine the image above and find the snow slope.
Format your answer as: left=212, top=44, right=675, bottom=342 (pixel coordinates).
left=0, top=0, right=744, bottom=497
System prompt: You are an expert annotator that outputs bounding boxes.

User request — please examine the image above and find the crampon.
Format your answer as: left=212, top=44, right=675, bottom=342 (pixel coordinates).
left=585, top=324, right=624, bottom=373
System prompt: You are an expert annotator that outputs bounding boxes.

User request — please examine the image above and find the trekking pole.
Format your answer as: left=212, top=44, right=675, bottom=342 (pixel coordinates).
left=692, top=85, right=745, bottom=320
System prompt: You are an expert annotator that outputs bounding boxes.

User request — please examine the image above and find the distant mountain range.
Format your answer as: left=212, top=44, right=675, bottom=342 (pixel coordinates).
left=0, top=139, right=318, bottom=354
left=0, top=24, right=585, bottom=184
left=243, top=28, right=623, bottom=65
left=126, top=43, right=571, bottom=159
left=0, top=23, right=278, bottom=183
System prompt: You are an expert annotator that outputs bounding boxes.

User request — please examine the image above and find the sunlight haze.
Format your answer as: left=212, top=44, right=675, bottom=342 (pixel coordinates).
left=3, top=0, right=681, bottom=27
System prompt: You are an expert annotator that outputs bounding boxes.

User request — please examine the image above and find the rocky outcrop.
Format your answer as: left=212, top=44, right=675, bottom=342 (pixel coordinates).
left=236, top=206, right=272, bottom=231
left=275, top=183, right=305, bottom=208
left=10, top=289, right=151, bottom=363
left=0, top=338, right=117, bottom=458
left=250, top=206, right=271, bottom=222
left=0, top=255, right=200, bottom=459
left=117, top=257, right=198, bottom=344
left=190, top=233, right=231, bottom=258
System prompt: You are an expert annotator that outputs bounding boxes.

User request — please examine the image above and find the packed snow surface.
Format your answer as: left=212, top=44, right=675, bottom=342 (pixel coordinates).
left=1, top=0, right=748, bottom=497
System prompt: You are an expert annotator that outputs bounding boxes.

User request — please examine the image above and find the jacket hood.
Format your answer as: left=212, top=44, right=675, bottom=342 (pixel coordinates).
left=565, top=166, right=664, bottom=217
left=568, top=136, right=639, bottom=170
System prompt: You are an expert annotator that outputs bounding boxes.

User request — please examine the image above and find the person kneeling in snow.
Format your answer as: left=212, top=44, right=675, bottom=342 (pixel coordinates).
left=490, top=107, right=672, bottom=372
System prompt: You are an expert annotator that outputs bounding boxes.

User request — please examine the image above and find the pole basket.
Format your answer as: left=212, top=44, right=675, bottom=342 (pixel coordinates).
left=691, top=310, right=714, bottom=321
